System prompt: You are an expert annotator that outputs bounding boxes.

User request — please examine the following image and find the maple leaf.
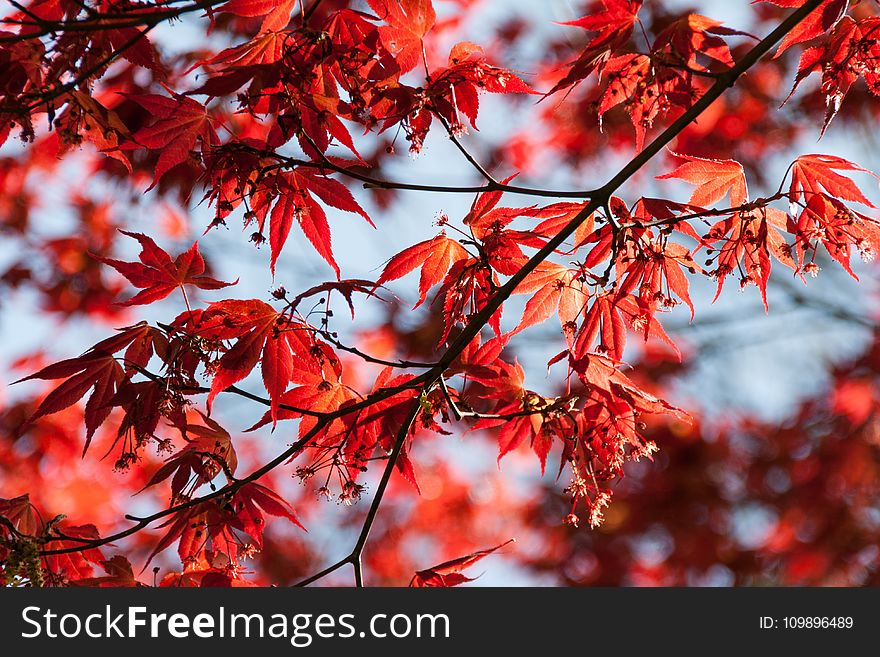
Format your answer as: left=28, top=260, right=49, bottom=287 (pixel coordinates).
left=657, top=153, right=749, bottom=207
left=250, top=169, right=372, bottom=277
left=513, top=262, right=589, bottom=334
left=202, top=299, right=324, bottom=422
left=147, top=482, right=303, bottom=567
left=531, top=202, right=595, bottom=251
left=653, top=14, right=741, bottom=69
left=615, top=239, right=700, bottom=319
left=14, top=322, right=164, bottom=455
left=788, top=154, right=875, bottom=207
left=247, top=372, right=354, bottom=438
left=783, top=17, right=879, bottom=134
left=703, top=207, right=793, bottom=310
left=289, top=279, right=386, bottom=320
left=59, top=91, right=133, bottom=171
left=574, top=292, right=628, bottom=361
left=201, top=30, right=289, bottom=69
left=42, top=524, right=106, bottom=581
left=217, top=0, right=297, bottom=32
left=793, top=194, right=880, bottom=279
left=459, top=178, right=546, bottom=276
left=547, top=0, right=642, bottom=94
left=436, top=257, right=503, bottom=345
left=204, top=302, right=283, bottom=412
left=409, top=539, right=515, bottom=587
left=558, top=1, right=642, bottom=52
left=0, top=495, right=40, bottom=538
left=141, top=411, right=238, bottom=500
left=466, top=359, right=571, bottom=468
left=97, top=231, right=236, bottom=306
left=597, top=53, right=652, bottom=127
left=68, top=556, right=147, bottom=587
left=570, top=351, right=688, bottom=424
left=367, top=0, right=436, bottom=73
left=18, top=353, right=124, bottom=455
left=123, top=92, right=219, bottom=190
left=406, top=42, right=535, bottom=147
left=591, top=58, right=692, bottom=149
left=764, top=0, right=848, bottom=59
left=377, top=233, right=469, bottom=307
left=229, top=482, right=305, bottom=547
left=494, top=410, right=545, bottom=462
left=339, top=369, right=420, bottom=465
left=82, top=21, right=165, bottom=77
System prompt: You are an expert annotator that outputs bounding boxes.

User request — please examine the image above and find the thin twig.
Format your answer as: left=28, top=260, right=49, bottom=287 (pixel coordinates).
left=435, top=112, right=500, bottom=186
left=0, top=0, right=226, bottom=44
left=293, top=395, right=423, bottom=586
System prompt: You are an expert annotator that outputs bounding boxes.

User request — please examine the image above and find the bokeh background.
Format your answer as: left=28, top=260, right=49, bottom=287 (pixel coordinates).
left=3, top=0, right=880, bottom=585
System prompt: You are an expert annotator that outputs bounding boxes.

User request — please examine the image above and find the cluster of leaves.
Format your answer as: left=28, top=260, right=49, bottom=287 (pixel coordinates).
left=517, top=329, right=880, bottom=586
left=2, top=0, right=880, bottom=588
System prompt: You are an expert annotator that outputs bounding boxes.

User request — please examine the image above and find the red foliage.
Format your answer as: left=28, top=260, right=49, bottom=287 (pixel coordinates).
left=1, top=0, right=880, bottom=588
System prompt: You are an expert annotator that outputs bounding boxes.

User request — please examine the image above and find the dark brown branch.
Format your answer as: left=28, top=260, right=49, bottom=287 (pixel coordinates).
left=435, top=112, right=500, bottom=186
left=230, top=142, right=594, bottom=200
left=0, top=0, right=227, bottom=44
left=293, top=394, right=423, bottom=587
left=39, top=421, right=327, bottom=554
left=127, top=362, right=325, bottom=417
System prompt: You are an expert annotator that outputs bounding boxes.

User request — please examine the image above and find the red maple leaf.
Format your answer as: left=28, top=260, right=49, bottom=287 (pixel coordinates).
left=513, top=262, right=589, bottom=334
left=764, top=0, right=848, bottom=58
left=124, top=92, right=219, bottom=189
left=97, top=231, right=236, bottom=306
left=368, top=0, right=436, bottom=73
left=147, top=482, right=304, bottom=566
left=246, top=371, right=355, bottom=439
left=14, top=322, right=166, bottom=454
left=657, top=153, right=749, bottom=207
left=218, top=0, right=297, bottom=32
left=249, top=169, right=373, bottom=277
left=653, top=14, right=741, bottom=69
left=141, top=411, right=239, bottom=500
left=702, top=207, right=793, bottom=310
left=0, top=495, right=40, bottom=538
left=68, top=556, right=147, bottom=588
left=377, top=233, right=469, bottom=307
left=788, top=154, right=875, bottom=207
left=409, top=539, right=515, bottom=587
left=202, top=299, right=297, bottom=419
left=597, top=53, right=653, bottom=125
left=42, top=524, right=105, bottom=581
left=547, top=0, right=642, bottom=94
left=558, top=0, right=642, bottom=52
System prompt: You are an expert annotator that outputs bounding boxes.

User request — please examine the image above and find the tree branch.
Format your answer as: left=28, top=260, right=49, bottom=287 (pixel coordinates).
left=290, top=0, right=827, bottom=587
left=292, top=394, right=423, bottom=586
left=32, top=1, right=826, bottom=584
left=0, top=0, right=227, bottom=44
